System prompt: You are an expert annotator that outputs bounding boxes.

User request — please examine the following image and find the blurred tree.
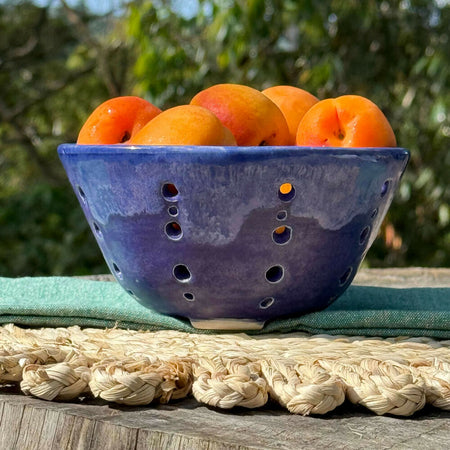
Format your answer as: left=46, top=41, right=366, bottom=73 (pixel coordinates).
left=0, top=0, right=448, bottom=277
left=128, top=0, right=450, bottom=267
left=0, top=0, right=134, bottom=276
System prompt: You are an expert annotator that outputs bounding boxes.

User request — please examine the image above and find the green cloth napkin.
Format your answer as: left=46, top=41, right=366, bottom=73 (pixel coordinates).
left=0, top=276, right=449, bottom=338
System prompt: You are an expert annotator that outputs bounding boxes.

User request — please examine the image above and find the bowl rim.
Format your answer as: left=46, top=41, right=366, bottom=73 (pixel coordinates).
left=58, top=143, right=409, bottom=158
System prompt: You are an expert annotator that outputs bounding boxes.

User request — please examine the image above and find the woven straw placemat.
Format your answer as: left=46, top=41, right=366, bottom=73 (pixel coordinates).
left=1, top=324, right=449, bottom=417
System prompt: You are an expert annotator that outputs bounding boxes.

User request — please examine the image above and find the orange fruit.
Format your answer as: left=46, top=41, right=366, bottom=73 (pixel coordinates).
left=190, top=83, right=290, bottom=146
left=296, top=95, right=397, bottom=147
left=262, top=85, right=319, bottom=145
left=77, top=96, right=161, bottom=144
left=129, top=105, right=237, bottom=146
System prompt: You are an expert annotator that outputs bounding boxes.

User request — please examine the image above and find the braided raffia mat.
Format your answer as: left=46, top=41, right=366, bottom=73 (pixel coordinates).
left=1, top=324, right=449, bottom=416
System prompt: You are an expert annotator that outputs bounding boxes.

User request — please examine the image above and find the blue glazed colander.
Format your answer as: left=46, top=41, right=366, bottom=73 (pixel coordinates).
left=58, top=145, right=409, bottom=330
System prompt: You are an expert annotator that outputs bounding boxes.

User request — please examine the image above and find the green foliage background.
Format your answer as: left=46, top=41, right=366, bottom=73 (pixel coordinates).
left=0, top=0, right=448, bottom=277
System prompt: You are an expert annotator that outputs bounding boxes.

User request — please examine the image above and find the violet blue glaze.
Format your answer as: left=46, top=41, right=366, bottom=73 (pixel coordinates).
left=58, top=145, right=409, bottom=329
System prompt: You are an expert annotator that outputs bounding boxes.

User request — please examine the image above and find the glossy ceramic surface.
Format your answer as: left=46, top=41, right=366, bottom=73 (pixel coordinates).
left=58, top=145, right=409, bottom=329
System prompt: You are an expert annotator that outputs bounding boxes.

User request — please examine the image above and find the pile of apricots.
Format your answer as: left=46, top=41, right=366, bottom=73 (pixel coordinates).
left=77, top=84, right=397, bottom=148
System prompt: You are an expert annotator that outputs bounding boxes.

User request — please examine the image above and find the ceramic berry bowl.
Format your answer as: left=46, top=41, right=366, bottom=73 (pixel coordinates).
left=58, top=145, right=409, bottom=330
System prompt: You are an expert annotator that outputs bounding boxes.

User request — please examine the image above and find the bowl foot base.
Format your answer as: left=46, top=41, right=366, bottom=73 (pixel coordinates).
left=189, top=318, right=265, bottom=331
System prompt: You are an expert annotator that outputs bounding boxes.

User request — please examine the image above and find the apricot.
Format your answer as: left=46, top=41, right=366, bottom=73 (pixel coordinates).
left=296, top=95, right=397, bottom=147
left=262, top=85, right=319, bottom=145
left=190, top=84, right=290, bottom=146
left=279, top=182, right=293, bottom=195
left=77, top=96, right=161, bottom=144
left=128, top=105, right=237, bottom=146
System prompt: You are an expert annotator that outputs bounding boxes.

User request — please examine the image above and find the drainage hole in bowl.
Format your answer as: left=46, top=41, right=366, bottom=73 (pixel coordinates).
left=92, top=222, right=102, bottom=238
left=127, top=290, right=135, bottom=297
left=183, top=292, right=195, bottom=301
left=168, top=206, right=179, bottom=217
left=359, top=226, right=371, bottom=245
left=380, top=180, right=390, bottom=197
left=371, top=208, right=378, bottom=219
left=162, top=183, right=179, bottom=200
left=259, top=297, right=275, bottom=309
left=165, top=222, right=183, bottom=240
left=77, top=186, right=87, bottom=203
left=265, top=265, right=284, bottom=283
left=173, top=264, right=191, bottom=282
left=278, top=183, right=296, bottom=202
left=339, top=267, right=352, bottom=286
left=272, top=226, right=292, bottom=245
left=276, top=210, right=287, bottom=221
left=112, top=262, right=122, bottom=278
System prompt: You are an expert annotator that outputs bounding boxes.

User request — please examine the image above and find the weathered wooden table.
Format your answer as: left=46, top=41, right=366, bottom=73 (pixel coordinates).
left=1, top=268, right=449, bottom=450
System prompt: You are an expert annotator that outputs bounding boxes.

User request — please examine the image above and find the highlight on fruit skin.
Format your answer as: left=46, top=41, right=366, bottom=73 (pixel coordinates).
left=77, top=96, right=161, bottom=145
left=296, top=95, right=397, bottom=148
left=262, top=85, right=319, bottom=145
left=128, top=104, right=237, bottom=146
left=190, top=83, right=291, bottom=146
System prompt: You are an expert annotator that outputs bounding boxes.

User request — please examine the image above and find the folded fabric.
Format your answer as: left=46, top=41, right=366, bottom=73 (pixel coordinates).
left=0, top=276, right=449, bottom=338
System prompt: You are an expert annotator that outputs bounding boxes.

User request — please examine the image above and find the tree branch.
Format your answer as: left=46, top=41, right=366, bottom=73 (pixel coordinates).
left=60, top=0, right=124, bottom=96
left=0, top=63, right=96, bottom=123
left=8, top=121, right=65, bottom=185
left=1, top=5, right=47, bottom=67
